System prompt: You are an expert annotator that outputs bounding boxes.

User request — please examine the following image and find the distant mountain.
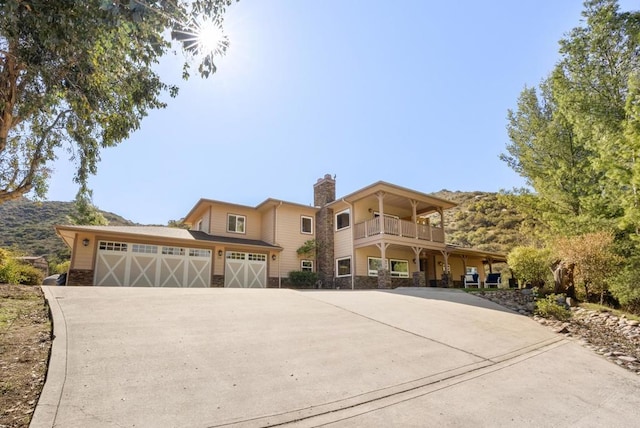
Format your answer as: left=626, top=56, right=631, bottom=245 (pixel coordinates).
left=0, top=191, right=527, bottom=264
left=0, top=198, right=135, bottom=263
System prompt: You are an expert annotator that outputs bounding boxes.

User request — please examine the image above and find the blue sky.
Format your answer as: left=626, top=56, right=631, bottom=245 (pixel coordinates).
left=45, top=0, right=638, bottom=225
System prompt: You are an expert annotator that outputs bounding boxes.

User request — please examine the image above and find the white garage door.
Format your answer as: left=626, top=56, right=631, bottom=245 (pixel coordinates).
left=95, top=241, right=211, bottom=287
left=224, top=252, right=267, bottom=288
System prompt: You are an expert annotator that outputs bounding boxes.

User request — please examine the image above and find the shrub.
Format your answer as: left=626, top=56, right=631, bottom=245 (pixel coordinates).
left=507, top=246, right=552, bottom=289
left=288, top=271, right=319, bottom=288
left=0, top=248, right=22, bottom=284
left=15, top=263, right=45, bottom=285
left=535, top=294, right=571, bottom=321
left=553, top=232, right=620, bottom=304
left=53, top=260, right=71, bottom=274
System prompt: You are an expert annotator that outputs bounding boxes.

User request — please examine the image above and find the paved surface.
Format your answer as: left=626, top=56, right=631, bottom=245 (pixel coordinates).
left=32, top=287, right=640, bottom=428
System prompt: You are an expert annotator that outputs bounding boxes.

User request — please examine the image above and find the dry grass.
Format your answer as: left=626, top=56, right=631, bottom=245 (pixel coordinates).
left=0, top=285, right=51, bottom=428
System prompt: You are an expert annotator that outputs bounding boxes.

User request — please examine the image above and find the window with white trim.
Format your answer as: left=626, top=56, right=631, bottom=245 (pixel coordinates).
left=132, top=244, right=158, bottom=254
left=196, top=220, right=203, bottom=231
left=390, top=259, right=409, bottom=277
left=99, top=241, right=128, bottom=252
left=162, top=246, right=185, bottom=256
left=367, top=257, right=388, bottom=276
left=336, top=257, right=351, bottom=277
left=189, top=249, right=211, bottom=258
left=301, top=216, right=313, bottom=234
left=301, top=260, right=313, bottom=272
left=336, top=210, right=350, bottom=230
left=227, top=214, right=246, bottom=233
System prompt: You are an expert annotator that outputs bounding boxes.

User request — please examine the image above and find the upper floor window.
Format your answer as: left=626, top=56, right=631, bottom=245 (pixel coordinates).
left=196, top=220, right=203, bottom=231
left=301, top=216, right=313, bottom=234
left=336, top=209, right=350, bottom=230
left=227, top=214, right=246, bottom=234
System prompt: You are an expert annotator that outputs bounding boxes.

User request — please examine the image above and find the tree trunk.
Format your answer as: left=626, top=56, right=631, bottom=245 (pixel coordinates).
left=551, top=261, right=564, bottom=294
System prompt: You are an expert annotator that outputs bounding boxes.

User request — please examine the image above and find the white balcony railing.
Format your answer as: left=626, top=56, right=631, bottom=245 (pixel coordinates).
left=354, top=217, right=445, bottom=243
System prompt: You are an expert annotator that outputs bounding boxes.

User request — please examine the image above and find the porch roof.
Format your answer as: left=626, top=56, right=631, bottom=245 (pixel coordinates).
left=443, top=244, right=507, bottom=263
left=328, top=181, right=457, bottom=214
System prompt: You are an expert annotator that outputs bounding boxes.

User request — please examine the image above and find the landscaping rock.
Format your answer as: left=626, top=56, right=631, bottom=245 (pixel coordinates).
left=475, top=289, right=640, bottom=376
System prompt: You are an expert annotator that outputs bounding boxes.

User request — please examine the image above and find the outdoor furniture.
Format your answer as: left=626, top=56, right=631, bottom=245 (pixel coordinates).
left=464, top=274, right=480, bottom=288
left=484, top=273, right=501, bottom=288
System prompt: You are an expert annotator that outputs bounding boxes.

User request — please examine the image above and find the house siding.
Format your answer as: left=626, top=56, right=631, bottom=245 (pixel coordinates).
left=261, top=207, right=275, bottom=244
left=200, top=209, right=211, bottom=233
left=72, top=234, right=95, bottom=270
left=274, top=205, right=317, bottom=277
left=334, top=229, right=352, bottom=259
left=208, top=204, right=262, bottom=240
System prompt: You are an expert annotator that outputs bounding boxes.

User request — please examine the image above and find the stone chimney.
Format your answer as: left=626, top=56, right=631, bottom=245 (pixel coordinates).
left=314, top=174, right=335, bottom=288
left=313, top=174, right=336, bottom=207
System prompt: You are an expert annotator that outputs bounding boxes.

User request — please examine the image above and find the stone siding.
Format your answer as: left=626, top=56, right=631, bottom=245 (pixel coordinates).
left=314, top=174, right=336, bottom=289
left=67, top=269, right=94, bottom=286
left=211, top=275, right=224, bottom=287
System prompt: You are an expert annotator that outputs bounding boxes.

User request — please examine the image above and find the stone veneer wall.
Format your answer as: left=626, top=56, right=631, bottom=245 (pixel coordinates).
left=353, top=276, right=417, bottom=289
left=67, top=269, right=94, bottom=286
left=211, top=275, right=224, bottom=287
left=314, top=174, right=336, bottom=289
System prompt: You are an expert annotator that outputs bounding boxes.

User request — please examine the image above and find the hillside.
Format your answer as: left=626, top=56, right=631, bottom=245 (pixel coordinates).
left=0, top=191, right=527, bottom=264
left=0, top=198, right=135, bottom=263
left=432, top=190, right=527, bottom=255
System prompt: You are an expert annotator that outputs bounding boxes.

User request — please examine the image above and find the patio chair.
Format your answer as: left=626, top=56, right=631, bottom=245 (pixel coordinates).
left=464, top=274, right=480, bottom=288
left=484, top=273, right=501, bottom=288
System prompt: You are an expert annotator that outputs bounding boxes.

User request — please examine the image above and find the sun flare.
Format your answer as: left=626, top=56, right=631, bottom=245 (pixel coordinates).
left=197, top=20, right=225, bottom=54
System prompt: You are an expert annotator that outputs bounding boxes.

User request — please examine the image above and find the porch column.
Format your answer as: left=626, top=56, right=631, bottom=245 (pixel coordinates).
left=439, top=249, right=452, bottom=287
left=376, top=241, right=391, bottom=289
left=410, top=199, right=419, bottom=238
left=412, top=246, right=425, bottom=287
left=377, top=191, right=386, bottom=234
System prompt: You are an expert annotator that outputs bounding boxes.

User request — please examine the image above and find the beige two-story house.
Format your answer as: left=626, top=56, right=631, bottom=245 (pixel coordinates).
left=55, top=175, right=505, bottom=288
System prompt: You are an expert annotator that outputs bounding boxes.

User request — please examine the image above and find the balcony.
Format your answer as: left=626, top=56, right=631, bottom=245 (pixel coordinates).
left=354, top=217, right=444, bottom=244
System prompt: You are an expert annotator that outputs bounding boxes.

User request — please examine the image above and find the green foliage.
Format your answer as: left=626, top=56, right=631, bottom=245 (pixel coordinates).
left=67, top=192, right=109, bottom=226
left=610, top=257, right=640, bottom=314
left=52, top=261, right=70, bottom=275
left=507, top=246, right=552, bottom=288
left=432, top=190, right=529, bottom=254
left=0, top=248, right=43, bottom=285
left=535, top=294, right=572, bottom=321
left=288, top=271, right=319, bottom=288
left=14, top=263, right=44, bottom=286
left=0, top=249, right=21, bottom=284
left=296, top=239, right=316, bottom=258
left=501, top=0, right=640, bottom=237
left=0, top=0, right=236, bottom=203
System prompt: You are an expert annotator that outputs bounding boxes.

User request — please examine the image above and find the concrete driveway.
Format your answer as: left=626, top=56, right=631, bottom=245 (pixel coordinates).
left=32, top=287, right=640, bottom=427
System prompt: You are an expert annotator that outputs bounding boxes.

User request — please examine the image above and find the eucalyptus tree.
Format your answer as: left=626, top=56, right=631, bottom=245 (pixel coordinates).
left=0, top=0, right=235, bottom=204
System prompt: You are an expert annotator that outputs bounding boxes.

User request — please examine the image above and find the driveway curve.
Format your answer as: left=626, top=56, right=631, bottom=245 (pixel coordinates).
left=32, top=287, right=640, bottom=427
